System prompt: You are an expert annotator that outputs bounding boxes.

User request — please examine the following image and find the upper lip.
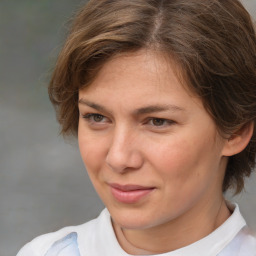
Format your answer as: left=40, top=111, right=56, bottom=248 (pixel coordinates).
left=109, top=183, right=155, bottom=192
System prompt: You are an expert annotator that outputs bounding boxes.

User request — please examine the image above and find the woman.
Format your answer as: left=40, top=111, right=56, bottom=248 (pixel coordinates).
left=17, top=0, right=256, bottom=255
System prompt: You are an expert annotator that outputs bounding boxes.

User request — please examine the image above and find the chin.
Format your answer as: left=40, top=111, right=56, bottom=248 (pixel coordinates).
left=109, top=207, right=160, bottom=230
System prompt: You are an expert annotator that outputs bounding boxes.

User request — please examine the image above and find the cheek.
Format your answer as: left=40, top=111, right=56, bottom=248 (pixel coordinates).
left=78, top=132, right=107, bottom=175
left=151, top=135, right=219, bottom=188
left=149, top=138, right=220, bottom=213
left=152, top=138, right=195, bottom=175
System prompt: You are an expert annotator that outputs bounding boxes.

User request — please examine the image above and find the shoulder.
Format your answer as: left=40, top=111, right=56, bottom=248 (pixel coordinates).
left=219, top=226, right=256, bottom=256
left=16, top=210, right=108, bottom=256
left=16, top=227, right=81, bottom=256
left=238, top=227, right=256, bottom=255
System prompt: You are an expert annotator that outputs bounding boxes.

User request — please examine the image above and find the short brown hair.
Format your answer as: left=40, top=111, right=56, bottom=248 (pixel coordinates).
left=49, top=0, right=256, bottom=194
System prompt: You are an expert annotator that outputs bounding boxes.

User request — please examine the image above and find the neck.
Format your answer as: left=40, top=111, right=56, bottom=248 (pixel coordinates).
left=113, top=196, right=231, bottom=254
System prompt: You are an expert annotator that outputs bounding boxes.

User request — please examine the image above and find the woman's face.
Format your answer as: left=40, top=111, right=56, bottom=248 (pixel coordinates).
left=78, top=50, right=228, bottom=230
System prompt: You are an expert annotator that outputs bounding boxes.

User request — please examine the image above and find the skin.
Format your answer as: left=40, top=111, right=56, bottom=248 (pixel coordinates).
left=78, top=50, right=231, bottom=254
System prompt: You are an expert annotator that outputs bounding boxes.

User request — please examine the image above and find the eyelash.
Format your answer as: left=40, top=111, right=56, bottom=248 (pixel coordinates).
left=81, top=113, right=175, bottom=128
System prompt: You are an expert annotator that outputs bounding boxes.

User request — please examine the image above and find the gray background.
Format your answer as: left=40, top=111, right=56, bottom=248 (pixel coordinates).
left=0, top=1, right=256, bottom=256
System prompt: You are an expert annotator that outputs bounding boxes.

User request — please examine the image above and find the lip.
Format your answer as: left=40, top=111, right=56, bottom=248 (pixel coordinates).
left=109, top=183, right=155, bottom=204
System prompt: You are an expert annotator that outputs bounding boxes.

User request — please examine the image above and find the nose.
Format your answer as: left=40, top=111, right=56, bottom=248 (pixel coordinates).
left=106, top=128, right=143, bottom=173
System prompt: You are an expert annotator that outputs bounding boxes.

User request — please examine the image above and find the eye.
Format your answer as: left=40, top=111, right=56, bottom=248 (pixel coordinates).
left=148, top=118, right=173, bottom=127
left=81, top=113, right=108, bottom=123
left=151, top=118, right=166, bottom=126
left=90, top=114, right=104, bottom=122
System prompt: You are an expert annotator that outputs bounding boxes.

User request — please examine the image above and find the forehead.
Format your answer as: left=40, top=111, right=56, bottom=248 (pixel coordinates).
left=80, top=49, right=195, bottom=99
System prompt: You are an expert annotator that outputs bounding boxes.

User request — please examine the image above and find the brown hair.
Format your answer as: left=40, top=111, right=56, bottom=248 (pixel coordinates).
left=49, top=0, right=256, bottom=194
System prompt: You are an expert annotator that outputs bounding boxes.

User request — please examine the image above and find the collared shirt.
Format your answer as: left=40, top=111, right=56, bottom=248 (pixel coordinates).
left=17, top=204, right=256, bottom=256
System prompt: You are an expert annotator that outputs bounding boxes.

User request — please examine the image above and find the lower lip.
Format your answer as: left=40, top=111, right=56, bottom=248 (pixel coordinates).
left=110, top=187, right=154, bottom=204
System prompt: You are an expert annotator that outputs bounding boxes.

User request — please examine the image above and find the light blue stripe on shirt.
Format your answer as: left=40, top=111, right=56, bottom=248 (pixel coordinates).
left=45, top=232, right=80, bottom=256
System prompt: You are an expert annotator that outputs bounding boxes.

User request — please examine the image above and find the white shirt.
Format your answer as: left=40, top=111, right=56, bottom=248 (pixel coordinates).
left=17, top=204, right=256, bottom=256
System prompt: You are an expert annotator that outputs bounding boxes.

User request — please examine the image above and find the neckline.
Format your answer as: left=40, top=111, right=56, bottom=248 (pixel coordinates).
left=107, top=203, right=246, bottom=256
left=77, top=203, right=246, bottom=256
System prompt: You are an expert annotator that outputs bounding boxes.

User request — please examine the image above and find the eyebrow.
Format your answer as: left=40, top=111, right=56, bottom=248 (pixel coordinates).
left=78, top=99, right=185, bottom=115
left=135, top=105, right=184, bottom=115
left=78, top=99, right=109, bottom=113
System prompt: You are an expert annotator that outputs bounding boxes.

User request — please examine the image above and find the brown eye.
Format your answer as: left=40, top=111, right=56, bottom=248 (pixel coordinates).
left=152, top=118, right=165, bottom=126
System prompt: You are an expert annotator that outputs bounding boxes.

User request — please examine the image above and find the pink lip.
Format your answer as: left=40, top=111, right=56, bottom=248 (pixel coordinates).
left=109, top=183, right=155, bottom=204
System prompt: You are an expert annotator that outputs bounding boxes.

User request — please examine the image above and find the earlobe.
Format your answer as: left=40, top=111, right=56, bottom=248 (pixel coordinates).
left=222, top=122, right=254, bottom=157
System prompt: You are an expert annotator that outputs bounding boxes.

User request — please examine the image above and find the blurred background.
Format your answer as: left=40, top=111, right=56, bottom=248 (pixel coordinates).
left=0, top=1, right=256, bottom=255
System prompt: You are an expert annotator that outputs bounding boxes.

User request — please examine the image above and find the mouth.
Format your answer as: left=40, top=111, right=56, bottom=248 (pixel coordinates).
left=109, top=183, right=155, bottom=204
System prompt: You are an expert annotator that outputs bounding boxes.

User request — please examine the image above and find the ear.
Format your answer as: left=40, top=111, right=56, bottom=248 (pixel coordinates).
left=222, top=122, right=254, bottom=157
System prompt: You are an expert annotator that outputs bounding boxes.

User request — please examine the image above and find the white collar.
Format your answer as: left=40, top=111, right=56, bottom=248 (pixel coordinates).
left=159, top=203, right=247, bottom=256
left=78, top=203, right=247, bottom=256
